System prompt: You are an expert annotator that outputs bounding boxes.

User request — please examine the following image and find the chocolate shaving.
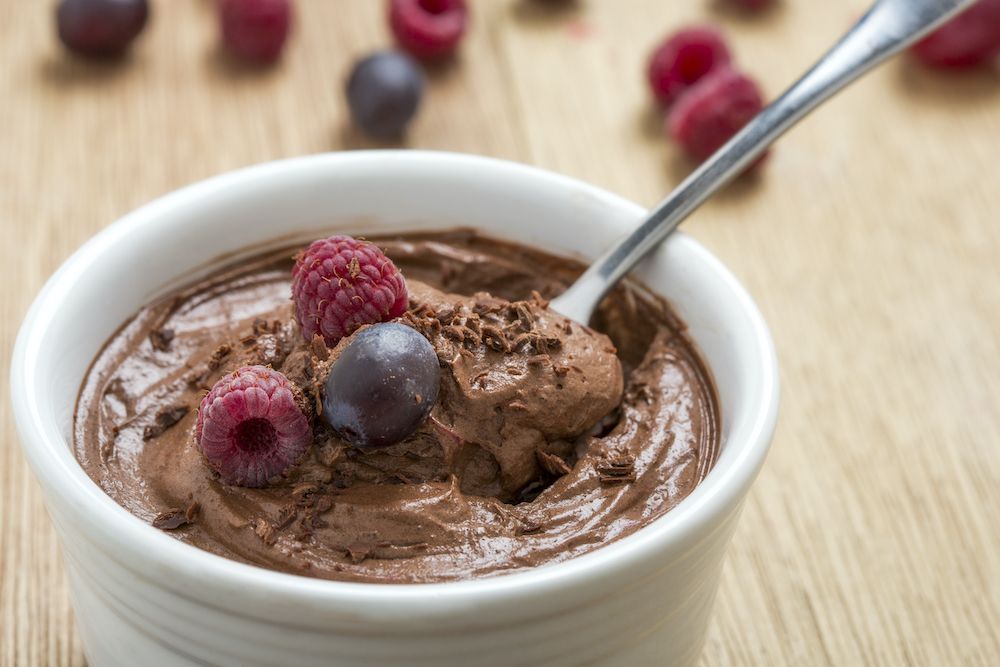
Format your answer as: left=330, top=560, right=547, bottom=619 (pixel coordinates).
left=481, top=325, right=510, bottom=353
left=534, top=337, right=549, bottom=355
left=303, top=514, right=329, bottom=530
left=275, top=506, right=297, bottom=531
left=187, top=369, right=213, bottom=389
left=291, top=517, right=313, bottom=542
left=515, top=303, right=535, bottom=329
left=540, top=333, right=563, bottom=349
left=310, top=334, right=330, bottom=362
left=149, top=328, right=174, bottom=352
left=443, top=325, right=466, bottom=343
left=510, top=333, right=532, bottom=351
left=152, top=508, right=191, bottom=530
left=473, top=296, right=506, bottom=316
left=526, top=354, right=549, bottom=366
left=143, top=403, right=191, bottom=439
left=552, top=365, right=570, bottom=377
left=347, top=257, right=361, bottom=280
left=537, top=450, right=572, bottom=477
left=293, top=482, right=319, bottom=498
left=464, top=329, right=483, bottom=347
left=253, top=518, right=278, bottom=545
left=531, top=290, right=550, bottom=308
left=184, top=500, right=201, bottom=522
left=502, top=319, right=525, bottom=337
left=312, top=496, right=334, bottom=514
left=508, top=400, right=530, bottom=411
left=434, top=307, right=456, bottom=324
left=207, top=343, right=233, bottom=371
left=346, top=544, right=370, bottom=564
left=517, top=520, right=543, bottom=536
left=596, top=456, right=637, bottom=484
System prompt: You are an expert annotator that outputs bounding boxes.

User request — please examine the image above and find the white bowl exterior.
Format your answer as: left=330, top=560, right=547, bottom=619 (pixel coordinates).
left=12, top=152, right=778, bottom=667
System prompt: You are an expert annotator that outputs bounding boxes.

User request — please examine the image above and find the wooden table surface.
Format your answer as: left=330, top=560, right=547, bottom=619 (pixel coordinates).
left=2, top=1, right=999, bottom=665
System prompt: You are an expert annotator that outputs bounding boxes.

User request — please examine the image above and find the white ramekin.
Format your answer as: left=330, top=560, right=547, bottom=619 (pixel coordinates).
left=11, top=151, right=778, bottom=667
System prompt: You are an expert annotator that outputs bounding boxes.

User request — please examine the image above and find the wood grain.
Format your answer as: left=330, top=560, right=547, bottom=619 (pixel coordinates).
left=2, top=1, right=999, bottom=665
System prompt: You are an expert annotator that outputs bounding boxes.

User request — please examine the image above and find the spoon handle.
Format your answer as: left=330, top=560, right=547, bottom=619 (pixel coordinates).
left=549, top=0, right=975, bottom=323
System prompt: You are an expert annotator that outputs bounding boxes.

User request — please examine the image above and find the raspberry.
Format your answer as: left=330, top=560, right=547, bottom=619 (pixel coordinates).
left=667, top=67, right=764, bottom=164
left=291, top=236, right=409, bottom=347
left=56, top=0, right=149, bottom=58
left=910, top=0, right=1000, bottom=68
left=219, top=0, right=291, bottom=63
left=647, top=27, right=732, bottom=108
left=389, top=0, right=468, bottom=61
left=195, top=366, right=312, bottom=488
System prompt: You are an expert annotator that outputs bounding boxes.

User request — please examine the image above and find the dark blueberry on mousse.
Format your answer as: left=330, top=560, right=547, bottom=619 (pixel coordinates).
left=322, top=322, right=441, bottom=449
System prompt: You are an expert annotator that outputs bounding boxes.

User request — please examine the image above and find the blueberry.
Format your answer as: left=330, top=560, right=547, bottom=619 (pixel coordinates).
left=346, top=51, right=424, bottom=139
left=57, top=0, right=149, bottom=57
left=322, top=322, right=440, bottom=449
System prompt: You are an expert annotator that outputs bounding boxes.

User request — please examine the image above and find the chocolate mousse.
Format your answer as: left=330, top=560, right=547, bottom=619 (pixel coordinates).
left=73, top=230, right=719, bottom=583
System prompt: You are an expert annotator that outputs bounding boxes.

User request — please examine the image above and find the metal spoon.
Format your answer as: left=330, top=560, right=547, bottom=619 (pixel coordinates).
left=549, top=0, right=975, bottom=323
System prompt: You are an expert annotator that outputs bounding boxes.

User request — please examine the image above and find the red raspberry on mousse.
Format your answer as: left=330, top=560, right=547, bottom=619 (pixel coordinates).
left=195, top=366, right=312, bottom=488
left=389, top=0, right=469, bottom=61
left=291, top=235, right=408, bottom=347
left=647, top=26, right=732, bottom=108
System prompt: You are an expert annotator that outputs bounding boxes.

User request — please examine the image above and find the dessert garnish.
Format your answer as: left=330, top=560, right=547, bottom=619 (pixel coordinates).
left=667, top=66, right=765, bottom=164
left=56, top=0, right=149, bottom=57
left=219, top=0, right=292, bottom=64
left=195, top=365, right=313, bottom=487
left=910, top=0, right=1000, bottom=68
left=291, top=235, right=409, bottom=347
left=389, top=0, right=469, bottom=61
left=647, top=26, right=732, bottom=108
left=321, top=322, right=441, bottom=449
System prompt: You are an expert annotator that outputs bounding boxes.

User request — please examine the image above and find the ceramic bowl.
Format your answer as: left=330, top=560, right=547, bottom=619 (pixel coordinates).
left=11, top=151, right=778, bottom=667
